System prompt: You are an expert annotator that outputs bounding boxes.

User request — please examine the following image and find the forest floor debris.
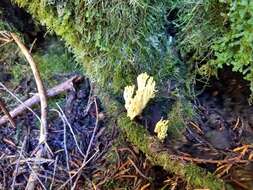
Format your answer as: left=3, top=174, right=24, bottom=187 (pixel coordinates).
left=0, top=73, right=114, bottom=189
left=0, top=1, right=253, bottom=188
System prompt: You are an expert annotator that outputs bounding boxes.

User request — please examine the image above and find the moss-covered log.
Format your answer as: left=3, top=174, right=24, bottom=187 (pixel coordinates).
left=12, top=0, right=177, bottom=95
left=10, top=0, right=234, bottom=189
left=118, top=114, right=233, bottom=190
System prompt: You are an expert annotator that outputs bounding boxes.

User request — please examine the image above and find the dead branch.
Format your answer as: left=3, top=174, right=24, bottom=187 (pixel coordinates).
left=0, top=31, right=13, bottom=47
left=0, top=76, right=82, bottom=126
left=10, top=32, right=48, bottom=144
left=0, top=82, right=41, bottom=121
left=7, top=32, right=48, bottom=190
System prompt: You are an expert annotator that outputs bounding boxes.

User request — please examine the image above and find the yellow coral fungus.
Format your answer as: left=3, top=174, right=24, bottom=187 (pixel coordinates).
left=124, top=73, right=156, bottom=120
left=154, top=119, right=169, bottom=141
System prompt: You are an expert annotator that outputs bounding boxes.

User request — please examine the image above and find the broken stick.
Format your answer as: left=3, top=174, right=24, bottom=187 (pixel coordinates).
left=9, top=32, right=48, bottom=190
left=0, top=75, right=82, bottom=126
left=11, top=33, right=48, bottom=144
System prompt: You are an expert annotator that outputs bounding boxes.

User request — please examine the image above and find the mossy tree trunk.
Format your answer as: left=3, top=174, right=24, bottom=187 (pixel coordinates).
left=10, top=0, right=234, bottom=189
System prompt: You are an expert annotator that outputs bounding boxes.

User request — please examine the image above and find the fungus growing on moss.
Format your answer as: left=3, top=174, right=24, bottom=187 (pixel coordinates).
left=123, top=73, right=156, bottom=120
left=154, top=119, right=169, bottom=141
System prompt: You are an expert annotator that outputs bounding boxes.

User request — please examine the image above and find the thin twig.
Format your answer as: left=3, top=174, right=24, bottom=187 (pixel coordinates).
left=0, top=82, right=41, bottom=123
left=71, top=97, right=100, bottom=190
left=0, top=31, right=11, bottom=39
left=56, top=103, right=85, bottom=157
left=0, top=39, right=13, bottom=48
left=7, top=32, right=48, bottom=190
left=49, top=156, right=58, bottom=190
left=51, top=108, right=73, bottom=187
left=25, top=158, right=47, bottom=190
left=0, top=31, right=13, bottom=47
left=128, top=158, right=150, bottom=180
left=29, top=38, right=37, bottom=53
left=11, top=136, right=27, bottom=190
left=58, top=98, right=100, bottom=190
left=62, top=112, right=73, bottom=187
left=12, top=158, right=54, bottom=165
left=84, top=98, right=99, bottom=161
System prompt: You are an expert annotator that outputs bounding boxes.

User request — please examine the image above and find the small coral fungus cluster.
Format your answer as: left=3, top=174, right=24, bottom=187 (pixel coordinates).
left=123, top=73, right=156, bottom=120
left=124, top=73, right=169, bottom=141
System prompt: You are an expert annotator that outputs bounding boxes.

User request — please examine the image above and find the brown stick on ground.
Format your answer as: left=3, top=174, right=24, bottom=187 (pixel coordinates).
left=0, top=98, right=16, bottom=128
left=10, top=33, right=48, bottom=144
left=0, top=75, right=82, bottom=126
left=9, top=32, right=48, bottom=190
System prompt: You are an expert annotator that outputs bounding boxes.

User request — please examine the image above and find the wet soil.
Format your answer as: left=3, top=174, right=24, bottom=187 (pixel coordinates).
left=182, top=68, right=253, bottom=189
left=196, top=68, right=253, bottom=146
left=186, top=68, right=253, bottom=153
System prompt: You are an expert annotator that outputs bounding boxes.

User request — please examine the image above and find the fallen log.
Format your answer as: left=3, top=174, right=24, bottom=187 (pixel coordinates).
left=0, top=75, right=82, bottom=126
left=117, top=114, right=233, bottom=190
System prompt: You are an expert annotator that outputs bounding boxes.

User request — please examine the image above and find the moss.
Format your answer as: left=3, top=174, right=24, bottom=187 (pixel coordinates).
left=9, top=38, right=79, bottom=87
left=175, top=0, right=253, bottom=96
left=118, top=114, right=233, bottom=190
left=102, top=179, right=119, bottom=190
left=165, top=100, right=188, bottom=138
left=11, top=0, right=181, bottom=95
left=33, top=39, right=80, bottom=85
left=10, top=0, right=233, bottom=188
left=0, top=7, right=20, bottom=69
left=175, top=0, right=228, bottom=62
left=119, top=115, right=150, bottom=154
